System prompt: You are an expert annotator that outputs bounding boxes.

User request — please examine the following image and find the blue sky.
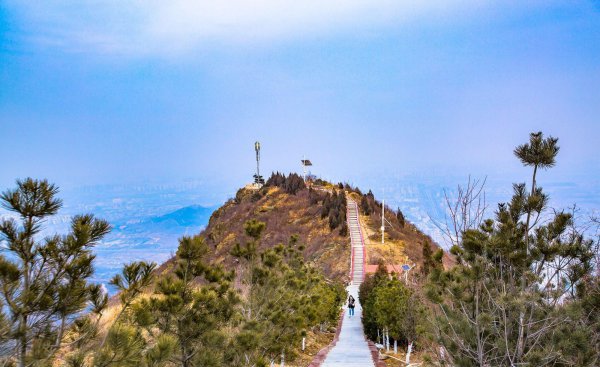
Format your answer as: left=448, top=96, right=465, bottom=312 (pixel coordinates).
left=1, top=1, right=599, bottom=190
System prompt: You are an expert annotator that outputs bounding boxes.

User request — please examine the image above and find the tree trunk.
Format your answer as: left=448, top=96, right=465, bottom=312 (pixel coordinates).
left=181, top=344, right=189, bottom=367
left=475, top=283, right=484, bottom=366
left=19, top=241, right=31, bottom=367
left=18, top=314, right=27, bottom=367
left=516, top=164, right=538, bottom=362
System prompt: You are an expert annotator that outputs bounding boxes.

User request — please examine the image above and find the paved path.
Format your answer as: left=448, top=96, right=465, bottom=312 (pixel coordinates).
left=321, top=198, right=375, bottom=367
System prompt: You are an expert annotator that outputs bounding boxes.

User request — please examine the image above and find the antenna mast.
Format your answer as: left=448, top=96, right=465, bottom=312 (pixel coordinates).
left=381, top=190, right=385, bottom=244
left=255, top=141, right=260, bottom=178
left=253, top=141, right=264, bottom=187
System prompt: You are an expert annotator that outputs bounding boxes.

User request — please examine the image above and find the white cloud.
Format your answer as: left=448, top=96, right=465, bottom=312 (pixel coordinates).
left=6, top=0, right=537, bottom=56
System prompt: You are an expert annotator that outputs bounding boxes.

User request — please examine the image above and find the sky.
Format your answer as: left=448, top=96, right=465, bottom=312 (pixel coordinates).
left=1, top=1, right=600, bottom=191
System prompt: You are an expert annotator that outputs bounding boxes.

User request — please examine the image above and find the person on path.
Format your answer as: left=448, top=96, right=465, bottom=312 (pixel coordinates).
left=348, top=295, right=356, bottom=317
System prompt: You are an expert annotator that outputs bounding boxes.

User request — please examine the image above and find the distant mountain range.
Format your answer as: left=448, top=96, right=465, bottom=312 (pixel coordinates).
left=150, top=205, right=216, bottom=227
left=92, top=204, right=218, bottom=288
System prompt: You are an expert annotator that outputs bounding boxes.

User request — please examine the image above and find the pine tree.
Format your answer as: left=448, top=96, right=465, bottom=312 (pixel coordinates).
left=397, top=208, right=405, bottom=228
left=110, top=261, right=156, bottom=322
left=266, top=172, right=306, bottom=194
left=421, top=240, right=434, bottom=276
left=371, top=278, right=421, bottom=346
left=231, top=221, right=344, bottom=366
left=320, top=191, right=347, bottom=232
left=360, top=195, right=372, bottom=216
left=339, top=221, right=348, bottom=237
left=513, top=131, right=560, bottom=361
left=308, top=187, right=319, bottom=205
left=329, top=208, right=340, bottom=230
left=265, top=172, right=286, bottom=187
left=427, top=133, right=597, bottom=366
left=360, top=264, right=424, bottom=346
left=134, top=235, right=238, bottom=367
left=321, top=193, right=332, bottom=219
left=0, top=178, right=110, bottom=366
left=76, top=261, right=161, bottom=367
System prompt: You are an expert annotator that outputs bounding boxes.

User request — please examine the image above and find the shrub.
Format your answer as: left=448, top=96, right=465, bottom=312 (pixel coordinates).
left=265, top=172, right=306, bottom=195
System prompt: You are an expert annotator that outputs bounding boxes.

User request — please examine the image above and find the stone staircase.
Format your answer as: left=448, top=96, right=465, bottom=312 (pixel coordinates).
left=348, top=199, right=364, bottom=285
left=320, top=198, right=375, bottom=367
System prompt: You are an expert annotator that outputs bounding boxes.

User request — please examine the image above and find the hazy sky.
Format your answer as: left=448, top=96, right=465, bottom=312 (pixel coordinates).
left=1, top=1, right=599, bottom=189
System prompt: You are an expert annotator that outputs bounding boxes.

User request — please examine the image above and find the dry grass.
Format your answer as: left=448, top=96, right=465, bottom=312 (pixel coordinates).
left=360, top=214, right=410, bottom=268
left=346, top=192, right=455, bottom=272
left=288, top=329, right=337, bottom=367
left=379, top=349, right=429, bottom=367
left=155, top=186, right=351, bottom=282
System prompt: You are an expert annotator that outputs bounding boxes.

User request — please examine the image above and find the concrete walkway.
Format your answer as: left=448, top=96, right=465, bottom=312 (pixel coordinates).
left=321, top=199, right=375, bottom=367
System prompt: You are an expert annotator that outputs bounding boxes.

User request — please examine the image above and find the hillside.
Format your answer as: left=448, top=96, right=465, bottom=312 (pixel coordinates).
left=0, top=176, right=455, bottom=367
left=145, top=179, right=452, bottom=366
left=157, top=183, right=351, bottom=281
left=156, top=179, right=451, bottom=283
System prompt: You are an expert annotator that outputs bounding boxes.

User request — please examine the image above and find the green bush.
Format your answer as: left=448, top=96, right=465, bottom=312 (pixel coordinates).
left=360, top=264, right=425, bottom=348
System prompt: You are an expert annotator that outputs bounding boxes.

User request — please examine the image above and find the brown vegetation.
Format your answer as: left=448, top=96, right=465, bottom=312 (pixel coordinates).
left=157, top=185, right=350, bottom=282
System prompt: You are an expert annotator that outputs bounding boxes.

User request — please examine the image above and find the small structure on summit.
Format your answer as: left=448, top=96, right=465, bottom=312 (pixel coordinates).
left=301, top=156, right=312, bottom=182
left=253, top=141, right=265, bottom=188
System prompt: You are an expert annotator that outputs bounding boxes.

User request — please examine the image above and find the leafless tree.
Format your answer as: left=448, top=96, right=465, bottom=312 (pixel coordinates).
left=433, top=175, right=488, bottom=248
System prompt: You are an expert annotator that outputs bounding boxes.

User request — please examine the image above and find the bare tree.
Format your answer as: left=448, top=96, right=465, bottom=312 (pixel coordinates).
left=433, top=175, right=488, bottom=248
